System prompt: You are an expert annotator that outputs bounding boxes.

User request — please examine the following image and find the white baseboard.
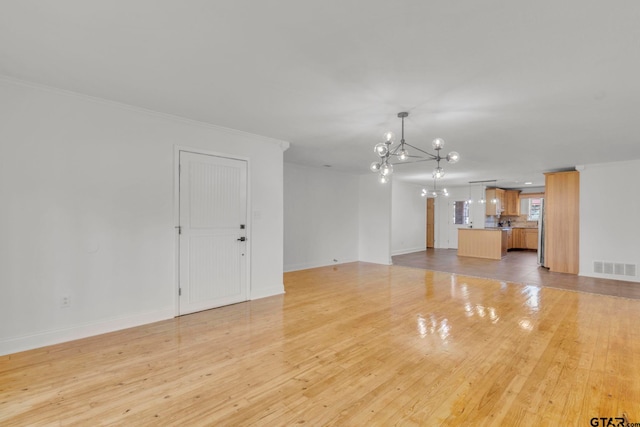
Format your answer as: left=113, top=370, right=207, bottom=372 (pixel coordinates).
left=0, top=308, right=174, bottom=356
left=284, top=258, right=359, bottom=273
left=391, top=247, right=426, bottom=256
left=357, top=256, right=393, bottom=266
left=250, top=284, right=285, bottom=300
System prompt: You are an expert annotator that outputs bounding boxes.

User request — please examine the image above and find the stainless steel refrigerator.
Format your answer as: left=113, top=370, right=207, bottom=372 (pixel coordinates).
left=537, top=198, right=546, bottom=267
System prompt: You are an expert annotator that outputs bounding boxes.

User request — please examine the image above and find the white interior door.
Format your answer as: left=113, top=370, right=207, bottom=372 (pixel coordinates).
left=179, top=151, right=248, bottom=315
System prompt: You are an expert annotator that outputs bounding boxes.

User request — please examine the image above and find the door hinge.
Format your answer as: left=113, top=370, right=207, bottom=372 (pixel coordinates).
left=175, top=225, right=182, bottom=234
left=179, top=288, right=182, bottom=296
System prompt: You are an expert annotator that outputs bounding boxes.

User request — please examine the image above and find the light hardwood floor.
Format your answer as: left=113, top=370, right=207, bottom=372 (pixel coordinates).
left=2, top=262, right=639, bottom=425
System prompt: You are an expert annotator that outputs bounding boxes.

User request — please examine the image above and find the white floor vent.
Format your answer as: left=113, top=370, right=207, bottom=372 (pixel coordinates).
left=593, top=261, right=637, bottom=277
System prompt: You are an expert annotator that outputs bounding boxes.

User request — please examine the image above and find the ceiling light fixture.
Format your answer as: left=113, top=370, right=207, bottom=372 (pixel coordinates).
left=479, top=186, right=486, bottom=204
left=371, top=112, right=460, bottom=183
left=469, top=179, right=498, bottom=204
left=421, top=179, right=449, bottom=198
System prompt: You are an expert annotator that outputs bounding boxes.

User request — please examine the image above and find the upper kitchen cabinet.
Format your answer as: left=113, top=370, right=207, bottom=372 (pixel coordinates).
left=503, top=190, right=521, bottom=216
left=544, top=170, right=579, bottom=274
left=485, top=188, right=505, bottom=216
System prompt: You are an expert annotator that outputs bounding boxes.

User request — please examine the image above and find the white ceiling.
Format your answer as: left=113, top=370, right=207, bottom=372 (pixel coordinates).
left=2, top=1, right=640, bottom=188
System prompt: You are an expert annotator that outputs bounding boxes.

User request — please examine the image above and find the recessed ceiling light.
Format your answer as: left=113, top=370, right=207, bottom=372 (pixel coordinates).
left=524, top=181, right=533, bottom=185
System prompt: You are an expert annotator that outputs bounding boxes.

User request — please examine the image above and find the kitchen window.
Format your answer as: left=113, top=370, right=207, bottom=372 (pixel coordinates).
left=528, top=198, right=542, bottom=221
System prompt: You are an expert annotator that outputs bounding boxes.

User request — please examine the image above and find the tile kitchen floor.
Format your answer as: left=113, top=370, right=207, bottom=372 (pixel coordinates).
left=393, top=248, right=640, bottom=300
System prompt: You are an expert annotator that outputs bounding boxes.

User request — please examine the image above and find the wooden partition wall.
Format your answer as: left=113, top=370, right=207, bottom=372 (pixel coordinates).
left=426, top=198, right=434, bottom=248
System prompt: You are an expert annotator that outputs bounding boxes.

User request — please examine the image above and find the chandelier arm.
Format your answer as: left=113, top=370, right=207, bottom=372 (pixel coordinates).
left=386, top=158, right=437, bottom=166
left=389, top=144, right=401, bottom=155
left=405, top=154, right=436, bottom=159
left=402, top=142, right=438, bottom=159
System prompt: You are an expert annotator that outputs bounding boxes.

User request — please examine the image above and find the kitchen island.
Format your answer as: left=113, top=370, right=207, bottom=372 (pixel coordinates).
left=458, top=228, right=508, bottom=260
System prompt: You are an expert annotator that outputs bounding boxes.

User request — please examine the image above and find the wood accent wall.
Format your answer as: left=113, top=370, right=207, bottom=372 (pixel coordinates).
left=544, top=171, right=579, bottom=274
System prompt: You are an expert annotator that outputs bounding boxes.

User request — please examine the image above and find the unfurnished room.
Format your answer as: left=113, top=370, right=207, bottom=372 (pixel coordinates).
left=1, top=1, right=640, bottom=425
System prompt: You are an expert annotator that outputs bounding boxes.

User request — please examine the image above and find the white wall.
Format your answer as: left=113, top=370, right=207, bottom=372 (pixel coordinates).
left=580, top=160, right=640, bottom=282
left=433, top=186, right=484, bottom=248
left=358, top=175, right=392, bottom=265
left=520, top=186, right=545, bottom=195
left=469, top=185, right=487, bottom=229
left=0, top=78, right=287, bottom=355
left=283, top=163, right=359, bottom=271
left=283, top=165, right=394, bottom=269
left=391, top=181, right=426, bottom=255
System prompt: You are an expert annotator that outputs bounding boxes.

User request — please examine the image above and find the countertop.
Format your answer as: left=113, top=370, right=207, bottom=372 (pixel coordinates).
left=484, top=226, right=539, bottom=230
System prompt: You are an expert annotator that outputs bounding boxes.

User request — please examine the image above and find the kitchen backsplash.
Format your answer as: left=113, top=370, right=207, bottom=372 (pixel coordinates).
left=485, top=214, right=538, bottom=228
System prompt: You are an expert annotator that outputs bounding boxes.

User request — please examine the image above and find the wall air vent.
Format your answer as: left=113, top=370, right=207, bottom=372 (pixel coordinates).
left=593, top=261, right=603, bottom=274
left=593, top=261, right=637, bottom=277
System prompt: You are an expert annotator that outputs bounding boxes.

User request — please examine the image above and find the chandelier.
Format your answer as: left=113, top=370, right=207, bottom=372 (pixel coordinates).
left=421, top=179, right=449, bottom=198
left=370, top=112, right=460, bottom=183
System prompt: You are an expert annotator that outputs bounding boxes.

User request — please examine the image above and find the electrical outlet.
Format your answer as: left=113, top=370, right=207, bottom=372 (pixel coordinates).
left=60, top=295, right=71, bottom=308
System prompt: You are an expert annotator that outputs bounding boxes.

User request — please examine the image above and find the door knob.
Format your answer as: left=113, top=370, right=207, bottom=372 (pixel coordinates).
left=237, top=236, right=246, bottom=242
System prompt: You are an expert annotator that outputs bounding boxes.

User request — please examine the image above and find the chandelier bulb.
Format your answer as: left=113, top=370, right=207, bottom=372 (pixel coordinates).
left=432, top=138, right=445, bottom=150
left=383, top=131, right=395, bottom=143
left=374, top=143, right=389, bottom=157
left=370, top=161, right=381, bottom=172
left=380, top=163, right=393, bottom=176
left=397, top=148, right=409, bottom=161
left=447, top=151, right=460, bottom=164
left=379, top=174, right=389, bottom=184
left=433, top=167, right=445, bottom=179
